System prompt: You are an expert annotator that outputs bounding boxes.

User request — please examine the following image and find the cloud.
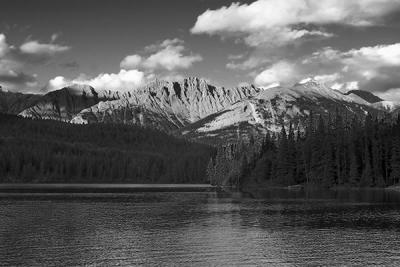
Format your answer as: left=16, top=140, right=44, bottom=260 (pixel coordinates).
left=0, top=34, right=10, bottom=58
left=120, top=38, right=202, bottom=71
left=254, top=61, right=298, bottom=86
left=253, top=42, right=400, bottom=97
left=47, top=38, right=200, bottom=94
left=375, top=88, right=400, bottom=102
left=306, top=43, right=400, bottom=91
left=344, top=43, right=400, bottom=67
left=120, top=54, right=142, bottom=69
left=20, top=40, right=70, bottom=57
left=0, top=58, right=38, bottom=90
left=313, top=73, right=342, bottom=84
left=192, top=0, right=400, bottom=47
left=0, top=71, right=37, bottom=85
left=0, top=33, right=38, bottom=91
left=46, top=69, right=146, bottom=92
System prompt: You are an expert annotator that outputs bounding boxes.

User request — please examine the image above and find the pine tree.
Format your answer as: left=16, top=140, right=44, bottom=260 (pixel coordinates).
left=206, top=158, right=215, bottom=185
left=276, top=125, right=288, bottom=184
left=285, top=122, right=297, bottom=185
left=361, top=139, right=373, bottom=187
left=390, top=136, right=400, bottom=185
left=322, top=136, right=336, bottom=187
left=349, top=145, right=360, bottom=186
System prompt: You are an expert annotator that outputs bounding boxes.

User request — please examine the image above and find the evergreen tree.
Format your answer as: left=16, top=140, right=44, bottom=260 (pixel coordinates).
left=390, top=136, right=400, bottom=185
left=361, top=139, right=373, bottom=187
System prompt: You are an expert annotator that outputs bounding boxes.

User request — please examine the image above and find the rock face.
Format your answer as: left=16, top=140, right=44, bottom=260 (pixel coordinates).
left=181, top=80, right=382, bottom=141
left=19, top=84, right=121, bottom=121
left=71, top=77, right=260, bottom=131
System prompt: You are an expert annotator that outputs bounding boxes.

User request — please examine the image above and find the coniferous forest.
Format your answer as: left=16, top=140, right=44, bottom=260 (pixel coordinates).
left=208, top=112, right=400, bottom=189
left=0, top=114, right=214, bottom=183
left=2, top=112, right=400, bottom=189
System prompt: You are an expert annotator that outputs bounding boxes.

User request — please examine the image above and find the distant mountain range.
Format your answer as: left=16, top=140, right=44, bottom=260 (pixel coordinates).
left=1, top=78, right=398, bottom=142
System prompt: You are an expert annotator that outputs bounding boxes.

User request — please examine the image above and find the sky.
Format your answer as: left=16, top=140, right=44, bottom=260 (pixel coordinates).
left=1, top=0, right=400, bottom=101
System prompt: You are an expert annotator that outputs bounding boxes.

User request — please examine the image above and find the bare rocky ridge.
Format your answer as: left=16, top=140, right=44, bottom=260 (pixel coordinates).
left=181, top=80, right=383, bottom=141
left=71, top=77, right=260, bottom=131
left=19, top=84, right=122, bottom=121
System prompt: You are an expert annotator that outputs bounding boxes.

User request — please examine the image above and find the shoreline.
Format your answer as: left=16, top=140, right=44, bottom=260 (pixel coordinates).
left=385, top=185, right=400, bottom=192
left=0, top=183, right=216, bottom=193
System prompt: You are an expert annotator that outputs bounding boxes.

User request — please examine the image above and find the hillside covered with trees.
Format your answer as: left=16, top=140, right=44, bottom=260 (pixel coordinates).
left=0, top=114, right=214, bottom=183
left=208, top=112, right=400, bottom=189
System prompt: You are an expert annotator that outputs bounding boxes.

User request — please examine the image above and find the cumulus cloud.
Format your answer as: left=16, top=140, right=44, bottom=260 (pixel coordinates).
left=46, top=69, right=146, bottom=92
left=306, top=43, right=400, bottom=91
left=254, top=61, right=299, bottom=87
left=0, top=34, right=10, bottom=58
left=120, top=54, right=142, bottom=69
left=192, top=0, right=400, bottom=47
left=0, top=33, right=39, bottom=91
left=344, top=43, right=400, bottom=67
left=313, top=73, right=342, bottom=84
left=20, top=40, right=70, bottom=57
left=120, top=38, right=202, bottom=71
left=253, top=42, right=400, bottom=99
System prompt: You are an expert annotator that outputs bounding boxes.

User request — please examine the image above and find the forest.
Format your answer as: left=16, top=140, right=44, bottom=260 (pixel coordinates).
left=0, top=114, right=214, bottom=183
left=2, top=111, right=400, bottom=188
left=208, top=112, right=400, bottom=188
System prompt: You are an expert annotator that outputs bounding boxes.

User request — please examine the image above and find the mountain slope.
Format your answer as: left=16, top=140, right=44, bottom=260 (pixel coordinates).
left=181, top=80, right=381, bottom=142
left=344, top=90, right=383, bottom=103
left=71, top=77, right=260, bottom=131
left=19, top=84, right=121, bottom=121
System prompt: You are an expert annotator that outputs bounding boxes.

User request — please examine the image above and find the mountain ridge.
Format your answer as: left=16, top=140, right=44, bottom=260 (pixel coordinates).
left=1, top=78, right=395, bottom=143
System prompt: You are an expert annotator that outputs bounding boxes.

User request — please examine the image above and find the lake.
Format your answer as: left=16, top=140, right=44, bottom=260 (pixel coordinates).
left=1, top=188, right=400, bottom=266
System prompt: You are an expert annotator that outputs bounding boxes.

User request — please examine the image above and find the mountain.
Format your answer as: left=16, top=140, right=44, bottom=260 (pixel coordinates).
left=19, top=84, right=121, bottom=121
left=71, top=77, right=260, bottom=132
left=181, top=80, right=381, bottom=142
left=2, top=78, right=397, bottom=143
left=0, top=86, right=41, bottom=114
left=344, top=90, right=383, bottom=103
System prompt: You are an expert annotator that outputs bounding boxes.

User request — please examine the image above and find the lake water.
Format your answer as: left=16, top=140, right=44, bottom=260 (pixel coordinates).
left=1, top=189, right=400, bottom=266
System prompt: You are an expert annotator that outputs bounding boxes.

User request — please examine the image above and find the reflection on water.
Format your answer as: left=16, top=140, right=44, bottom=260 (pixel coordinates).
left=1, top=189, right=400, bottom=266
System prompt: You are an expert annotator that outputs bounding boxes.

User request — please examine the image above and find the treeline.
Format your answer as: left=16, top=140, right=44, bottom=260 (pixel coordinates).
left=209, top=112, right=400, bottom=188
left=206, top=136, right=263, bottom=187
left=0, top=114, right=214, bottom=183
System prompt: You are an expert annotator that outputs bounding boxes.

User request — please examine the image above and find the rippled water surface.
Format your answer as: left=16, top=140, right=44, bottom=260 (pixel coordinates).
left=1, top=189, right=400, bottom=266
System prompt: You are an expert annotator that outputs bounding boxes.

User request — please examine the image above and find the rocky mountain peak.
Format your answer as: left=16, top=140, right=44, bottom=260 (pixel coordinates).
left=59, top=84, right=96, bottom=96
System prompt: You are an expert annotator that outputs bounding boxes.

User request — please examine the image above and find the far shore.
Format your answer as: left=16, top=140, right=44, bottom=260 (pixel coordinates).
left=385, top=185, right=400, bottom=192
left=241, top=182, right=399, bottom=193
left=0, top=183, right=216, bottom=193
